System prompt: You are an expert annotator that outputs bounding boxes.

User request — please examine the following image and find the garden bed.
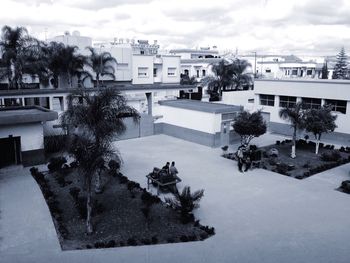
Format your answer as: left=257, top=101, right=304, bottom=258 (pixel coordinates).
left=30, top=166, right=214, bottom=251
left=259, top=139, right=350, bottom=179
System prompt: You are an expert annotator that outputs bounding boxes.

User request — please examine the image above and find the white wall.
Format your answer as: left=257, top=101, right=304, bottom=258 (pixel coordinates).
left=254, top=80, right=350, bottom=134
left=0, top=123, right=44, bottom=151
left=154, top=105, right=221, bottom=134
left=161, top=56, right=181, bottom=84
left=221, top=90, right=255, bottom=111
left=132, top=55, right=154, bottom=84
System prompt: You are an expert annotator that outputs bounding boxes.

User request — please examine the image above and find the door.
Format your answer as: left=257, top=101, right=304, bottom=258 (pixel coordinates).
left=261, top=112, right=270, bottom=129
left=0, top=137, right=21, bottom=168
left=220, top=122, right=230, bottom=146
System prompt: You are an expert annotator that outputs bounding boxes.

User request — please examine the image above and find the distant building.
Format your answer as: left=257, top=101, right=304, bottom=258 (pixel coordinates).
left=48, top=31, right=92, bottom=55
left=169, top=46, right=220, bottom=59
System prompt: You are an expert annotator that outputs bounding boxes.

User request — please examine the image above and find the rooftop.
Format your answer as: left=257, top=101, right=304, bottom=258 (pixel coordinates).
left=0, top=83, right=195, bottom=97
left=0, top=106, right=58, bottom=125
left=159, top=99, right=242, bottom=114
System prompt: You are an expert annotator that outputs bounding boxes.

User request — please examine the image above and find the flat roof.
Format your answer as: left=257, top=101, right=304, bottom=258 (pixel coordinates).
left=0, top=106, right=58, bottom=125
left=0, top=83, right=195, bottom=97
left=255, top=79, right=350, bottom=85
left=159, top=99, right=242, bottom=114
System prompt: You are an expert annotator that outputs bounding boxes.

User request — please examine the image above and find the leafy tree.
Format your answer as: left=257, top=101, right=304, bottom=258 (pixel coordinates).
left=233, top=110, right=267, bottom=146
left=202, top=59, right=252, bottom=101
left=304, top=105, right=337, bottom=154
left=86, top=47, right=117, bottom=88
left=0, top=25, right=39, bottom=89
left=332, top=47, right=348, bottom=79
left=61, top=88, right=139, bottom=234
left=321, top=62, right=328, bottom=79
left=279, top=102, right=305, bottom=158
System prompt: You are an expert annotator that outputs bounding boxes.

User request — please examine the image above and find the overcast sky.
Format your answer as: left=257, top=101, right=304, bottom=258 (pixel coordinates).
left=2, top=0, right=350, bottom=56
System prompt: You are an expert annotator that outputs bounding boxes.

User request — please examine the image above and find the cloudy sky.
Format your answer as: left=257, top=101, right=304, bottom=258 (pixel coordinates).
left=2, top=0, right=350, bottom=56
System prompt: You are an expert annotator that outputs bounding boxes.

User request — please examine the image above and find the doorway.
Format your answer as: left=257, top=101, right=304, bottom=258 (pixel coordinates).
left=0, top=137, right=21, bottom=168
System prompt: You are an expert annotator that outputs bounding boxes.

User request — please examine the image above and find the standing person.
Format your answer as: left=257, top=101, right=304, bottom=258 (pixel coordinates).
left=237, top=145, right=245, bottom=172
left=244, top=149, right=252, bottom=172
left=170, top=161, right=179, bottom=178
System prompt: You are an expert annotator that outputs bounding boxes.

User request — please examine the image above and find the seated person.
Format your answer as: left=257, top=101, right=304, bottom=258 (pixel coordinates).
left=161, top=162, right=170, bottom=174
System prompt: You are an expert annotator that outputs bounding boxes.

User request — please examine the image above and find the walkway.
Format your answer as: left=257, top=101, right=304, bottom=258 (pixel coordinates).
left=1, top=134, right=350, bottom=263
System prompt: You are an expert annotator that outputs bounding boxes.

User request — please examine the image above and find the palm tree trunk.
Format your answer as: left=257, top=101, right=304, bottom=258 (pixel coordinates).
left=95, top=169, right=102, bottom=194
left=96, top=74, right=100, bottom=88
left=291, top=127, right=296, bottom=158
left=315, top=134, right=321, bottom=155
left=86, top=177, right=93, bottom=234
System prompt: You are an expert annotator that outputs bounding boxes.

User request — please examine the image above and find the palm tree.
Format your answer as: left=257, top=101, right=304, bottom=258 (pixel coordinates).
left=86, top=47, right=117, bottom=88
left=0, top=25, right=39, bottom=89
left=279, top=102, right=305, bottom=158
left=61, top=88, right=139, bottom=234
left=202, top=59, right=252, bottom=101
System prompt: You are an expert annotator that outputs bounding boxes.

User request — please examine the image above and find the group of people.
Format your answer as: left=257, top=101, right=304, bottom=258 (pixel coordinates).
left=161, top=161, right=179, bottom=178
left=236, top=144, right=252, bottom=173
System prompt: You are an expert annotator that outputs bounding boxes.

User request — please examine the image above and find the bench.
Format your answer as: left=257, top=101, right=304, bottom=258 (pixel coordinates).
left=146, top=168, right=182, bottom=195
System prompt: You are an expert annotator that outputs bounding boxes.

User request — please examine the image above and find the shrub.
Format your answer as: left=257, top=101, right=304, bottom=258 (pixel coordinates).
left=268, top=157, right=277, bottom=166
left=194, top=220, right=200, bottom=227
left=166, top=238, right=175, bottom=243
left=303, top=161, right=310, bottom=168
left=165, top=186, right=204, bottom=220
left=141, top=207, right=150, bottom=219
left=180, top=235, right=189, bottom=242
left=320, top=150, right=341, bottom=162
left=188, top=234, right=197, bottom=241
left=127, top=238, right=137, bottom=246
left=119, top=175, right=129, bottom=184
left=69, top=161, right=78, bottom=168
left=276, top=140, right=280, bottom=145
left=94, top=242, right=105, bottom=248
left=276, top=163, right=289, bottom=175
left=141, top=239, right=152, bottom=245
left=221, top=145, right=229, bottom=152
left=199, top=232, right=209, bottom=240
left=48, top=157, right=67, bottom=172
left=69, top=186, right=80, bottom=200
left=106, top=240, right=116, bottom=248
left=151, top=236, right=158, bottom=244
left=44, top=135, right=67, bottom=153
left=141, top=190, right=161, bottom=206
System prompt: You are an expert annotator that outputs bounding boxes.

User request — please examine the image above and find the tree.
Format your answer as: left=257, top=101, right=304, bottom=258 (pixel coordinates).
left=304, top=105, right=337, bottom=154
left=233, top=110, right=267, bottom=146
left=279, top=102, right=305, bottom=158
left=0, top=25, right=39, bottom=89
left=180, top=73, right=196, bottom=85
left=86, top=47, right=117, bottom=88
left=61, top=88, right=139, bottom=233
left=202, top=59, right=252, bottom=101
left=321, top=62, right=328, bottom=79
left=332, top=47, right=348, bottom=79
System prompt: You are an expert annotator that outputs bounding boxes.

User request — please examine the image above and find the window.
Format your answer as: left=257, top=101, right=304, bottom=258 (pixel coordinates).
left=202, top=69, right=206, bottom=77
left=248, top=99, right=254, bottom=103
left=153, top=68, right=157, bottom=77
left=279, top=96, right=297, bottom=108
left=167, top=67, right=176, bottom=76
left=260, top=94, right=275, bottom=106
left=24, top=97, right=50, bottom=109
left=138, top=67, right=148, bottom=77
left=196, top=70, right=200, bottom=78
left=184, top=69, right=189, bottom=76
left=302, top=97, right=321, bottom=109
left=52, top=97, right=64, bottom=111
left=306, top=69, right=313, bottom=75
left=291, top=69, right=298, bottom=75
left=265, top=68, right=271, bottom=73
left=4, top=98, right=23, bottom=106
left=325, top=99, right=347, bottom=114
left=140, top=50, right=145, bottom=55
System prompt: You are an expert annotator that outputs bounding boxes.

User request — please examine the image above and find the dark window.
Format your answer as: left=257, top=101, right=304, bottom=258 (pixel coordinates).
left=153, top=68, right=157, bottom=77
left=184, top=69, right=189, bottom=76
left=279, top=96, right=297, bottom=108
left=265, top=68, right=271, bottom=73
left=4, top=98, right=23, bottom=107
left=140, top=50, right=145, bottom=55
left=306, top=69, right=313, bottom=75
left=302, top=97, right=321, bottom=109
left=260, top=94, right=275, bottom=106
left=291, top=69, right=298, bottom=75
left=202, top=70, right=206, bottom=76
left=196, top=70, right=200, bottom=78
left=325, top=99, right=347, bottom=114
left=248, top=98, right=254, bottom=103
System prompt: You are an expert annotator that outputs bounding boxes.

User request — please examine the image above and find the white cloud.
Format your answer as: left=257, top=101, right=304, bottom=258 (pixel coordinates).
left=1, top=0, right=350, bottom=55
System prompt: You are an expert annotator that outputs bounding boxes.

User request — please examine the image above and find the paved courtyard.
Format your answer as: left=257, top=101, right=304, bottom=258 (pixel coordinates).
left=1, top=134, right=350, bottom=263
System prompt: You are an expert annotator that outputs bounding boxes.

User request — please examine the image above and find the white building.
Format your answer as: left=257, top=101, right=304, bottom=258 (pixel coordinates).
left=244, top=79, right=350, bottom=142
left=48, top=31, right=92, bottom=55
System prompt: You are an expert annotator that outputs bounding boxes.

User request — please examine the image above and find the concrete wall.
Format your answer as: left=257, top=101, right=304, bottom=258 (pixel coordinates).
left=154, top=105, right=222, bottom=134
left=117, top=114, right=154, bottom=140
left=222, top=90, right=255, bottom=112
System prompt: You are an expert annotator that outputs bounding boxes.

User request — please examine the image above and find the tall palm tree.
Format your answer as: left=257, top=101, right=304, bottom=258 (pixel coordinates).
left=61, top=88, right=139, bottom=234
left=279, top=102, right=305, bottom=158
left=0, top=25, right=39, bottom=89
left=86, top=47, right=117, bottom=88
left=202, top=59, right=252, bottom=101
